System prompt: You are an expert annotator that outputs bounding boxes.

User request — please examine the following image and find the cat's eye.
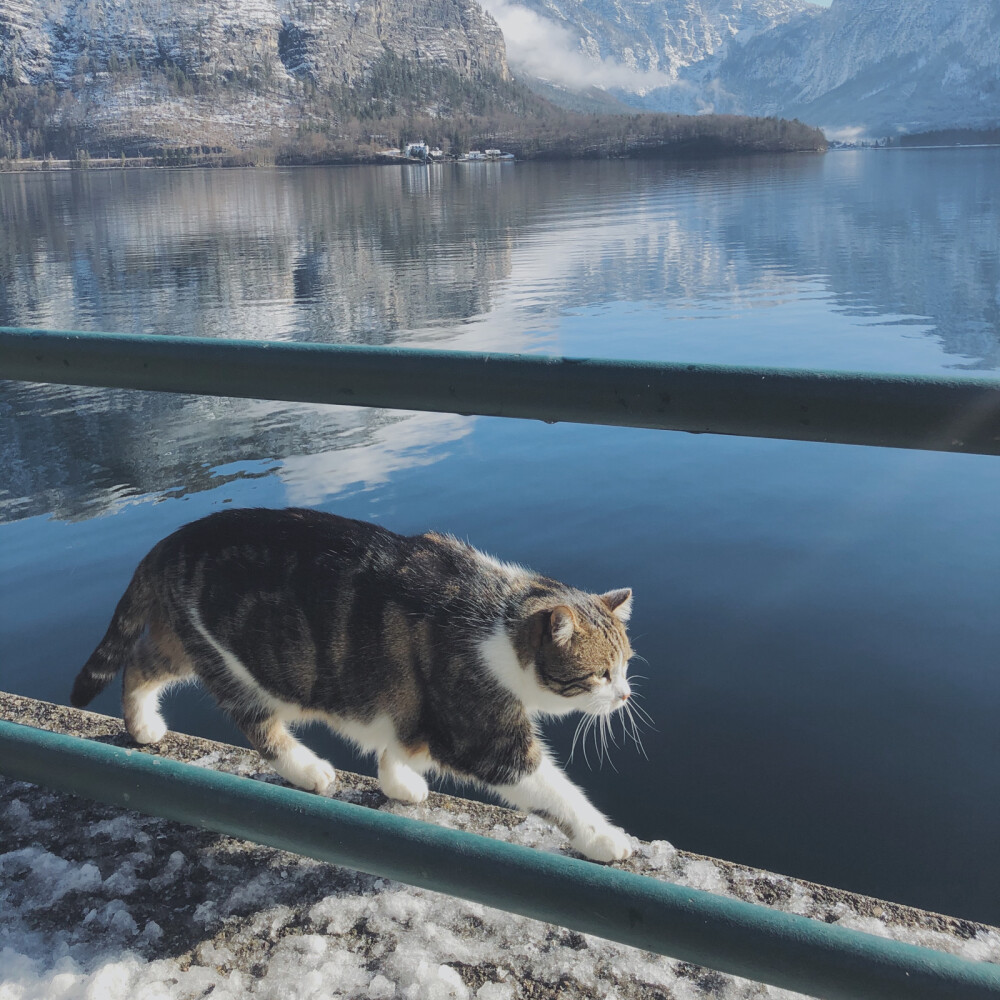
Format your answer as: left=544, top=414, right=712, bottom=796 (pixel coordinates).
left=601, top=669, right=612, bottom=682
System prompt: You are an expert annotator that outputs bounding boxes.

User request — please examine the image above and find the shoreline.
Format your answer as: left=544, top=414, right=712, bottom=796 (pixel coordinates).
left=10, top=142, right=999, bottom=176
left=0, top=146, right=826, bottom=175
left=9, top=142, right=999, bottom=174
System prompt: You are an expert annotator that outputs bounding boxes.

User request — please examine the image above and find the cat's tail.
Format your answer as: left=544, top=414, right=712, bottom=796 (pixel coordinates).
left=71, top=558, right=156, bottom=708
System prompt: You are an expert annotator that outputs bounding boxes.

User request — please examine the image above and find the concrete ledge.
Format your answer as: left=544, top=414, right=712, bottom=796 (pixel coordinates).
left=2, top=692, right=998, bottom=999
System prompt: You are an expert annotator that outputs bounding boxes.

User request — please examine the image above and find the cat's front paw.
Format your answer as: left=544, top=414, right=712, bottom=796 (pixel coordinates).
left=304, top=760, right=337, bottom=795
left=275, top=747, right=337, bottom=795
left=301, top=759, right=337, bottom=795
left=572, top=824, right=634, bottom=863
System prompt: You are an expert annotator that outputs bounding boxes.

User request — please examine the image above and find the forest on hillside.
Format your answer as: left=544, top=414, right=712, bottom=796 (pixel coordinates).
left=0, top=52, right=826, bottom=166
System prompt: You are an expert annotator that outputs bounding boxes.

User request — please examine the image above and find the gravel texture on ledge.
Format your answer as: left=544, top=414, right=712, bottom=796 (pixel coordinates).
left=2, top=691, right=998, bottom=1000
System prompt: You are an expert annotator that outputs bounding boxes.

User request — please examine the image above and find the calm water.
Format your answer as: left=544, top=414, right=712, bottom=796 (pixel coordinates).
left=2, top=151, right=999, bottom=924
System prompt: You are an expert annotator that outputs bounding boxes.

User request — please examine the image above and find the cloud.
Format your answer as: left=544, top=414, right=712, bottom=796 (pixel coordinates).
left=481, top=0, right=678, bottom=95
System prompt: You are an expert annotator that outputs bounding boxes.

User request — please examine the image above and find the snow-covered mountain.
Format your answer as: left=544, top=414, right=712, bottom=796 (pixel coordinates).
left=716, top=0, right=1000, bottom=137
left=0, top=0, right=512, bottom=153
left=486, top=0, right=1000, bottom=137
left=0, top=0, right=509, bottom=91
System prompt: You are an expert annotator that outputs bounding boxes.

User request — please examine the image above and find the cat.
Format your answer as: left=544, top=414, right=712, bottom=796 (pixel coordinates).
left=71, top=507, right=640, bottom=862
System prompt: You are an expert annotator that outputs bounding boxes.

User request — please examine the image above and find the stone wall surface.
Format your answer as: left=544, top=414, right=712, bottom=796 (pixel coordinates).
left=2, top=692, right=998, bottom=999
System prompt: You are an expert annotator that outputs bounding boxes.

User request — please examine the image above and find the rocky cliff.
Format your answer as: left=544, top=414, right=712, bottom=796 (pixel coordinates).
left=1, top=0, right=508, bottom=88
left=0, top=0, right=511, bottom=153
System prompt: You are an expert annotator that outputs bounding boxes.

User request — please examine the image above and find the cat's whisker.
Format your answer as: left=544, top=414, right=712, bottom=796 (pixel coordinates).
left=568, top=714, right=589, bottom=766
left=598, top=713, right=619, bottom=773
left=600, top=715, right=611, bottom=766
left=633, top=711, right=657, bottom=733
left=592, top=715, right=606, bottom=767
left=579, top=715, right=598, bottom=770
left=628, top=699, right=657, bottom=728
left=624, top=703, right=649, bottom=759
left=589, top=715, right=602, bottom=769
left=605, top=712, right=620, bottom=749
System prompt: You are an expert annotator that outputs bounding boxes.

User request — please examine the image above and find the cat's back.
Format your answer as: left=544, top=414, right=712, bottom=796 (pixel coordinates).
left=147, top=507, right=401, bottom=587
left=167, top=507, right=386, bottom=558
left=152, top=508, right=489, bottom=599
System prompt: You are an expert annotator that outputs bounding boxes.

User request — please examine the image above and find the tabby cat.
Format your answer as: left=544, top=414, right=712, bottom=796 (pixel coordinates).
left=72, top=507, right=639, bottom=862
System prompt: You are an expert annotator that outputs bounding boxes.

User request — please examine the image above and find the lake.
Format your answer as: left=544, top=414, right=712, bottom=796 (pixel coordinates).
left=2, top=150, right=999, bottom=924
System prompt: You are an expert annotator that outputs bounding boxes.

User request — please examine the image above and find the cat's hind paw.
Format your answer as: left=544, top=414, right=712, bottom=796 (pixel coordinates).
left=127, top=714, right=168, bottom=745
left=572, top=824, right=634, bottom=863
left=379, top=759, right=430, bottom=805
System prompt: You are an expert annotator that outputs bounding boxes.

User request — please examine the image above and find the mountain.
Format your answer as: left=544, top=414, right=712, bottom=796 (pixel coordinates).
left=0, top=0, right=515, bottom=155
left=0, top=0, right=826, bottom=160
left=1, top=0, right=509, bottom=89
left=715, top=0, right=1000, bottom=137
left=488, top=0, right=1000, bottom=137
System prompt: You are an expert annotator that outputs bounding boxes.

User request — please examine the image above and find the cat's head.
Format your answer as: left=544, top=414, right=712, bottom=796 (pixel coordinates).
left=511, top=587, right=635, bottom=719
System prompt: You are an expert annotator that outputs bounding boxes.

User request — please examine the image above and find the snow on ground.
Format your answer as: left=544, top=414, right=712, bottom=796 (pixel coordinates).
left=0, top=784, right=792, bottom=1000
left=2, top=694, right=999, bottom=1000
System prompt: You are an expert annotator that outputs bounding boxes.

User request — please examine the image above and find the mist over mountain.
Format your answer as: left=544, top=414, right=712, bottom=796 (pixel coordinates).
left=482, top=0, right=810, bottom=105
left=485, top=0, right=1000, bottom=138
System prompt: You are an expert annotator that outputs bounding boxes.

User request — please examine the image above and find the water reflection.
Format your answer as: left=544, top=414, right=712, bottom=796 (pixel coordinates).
left=4, top=154, right=1000, bottom=922
left=2, top=151, right=999, bottom=523
left=1, top=383, right=474, bottom=522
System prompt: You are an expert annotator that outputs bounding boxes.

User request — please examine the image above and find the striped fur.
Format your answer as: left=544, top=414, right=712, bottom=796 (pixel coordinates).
left=73, top=507, right=639, bottom=861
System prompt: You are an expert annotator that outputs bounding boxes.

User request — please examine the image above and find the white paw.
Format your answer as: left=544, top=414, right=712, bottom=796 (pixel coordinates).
left=379, top=765, right=429, bottom=805
left=275, top=748, right=337, bottom=795
left=129, top=715, right=168, bottom=744
left=573, top=824, right=634, bottom=863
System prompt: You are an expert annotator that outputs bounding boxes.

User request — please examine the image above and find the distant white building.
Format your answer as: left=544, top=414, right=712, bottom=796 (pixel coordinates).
left=458, top=149, right=514, bottom=162
left=404, top=142, right=429, bottom=159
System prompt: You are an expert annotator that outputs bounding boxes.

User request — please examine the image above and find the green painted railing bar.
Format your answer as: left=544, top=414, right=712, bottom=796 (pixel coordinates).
left=1, top=721, right=998, bottom=1000
left=3, top=327, right=1000, bottom=455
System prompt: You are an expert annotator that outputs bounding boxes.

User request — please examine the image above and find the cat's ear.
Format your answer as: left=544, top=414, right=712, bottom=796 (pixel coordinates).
left=600, top=588, right=633, bottom=622
left=549, top=605, right=576, bottom=647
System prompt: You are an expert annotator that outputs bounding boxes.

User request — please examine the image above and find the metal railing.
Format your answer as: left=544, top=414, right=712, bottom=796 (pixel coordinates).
left=3, top=327, right=1000, bottom=454
left=3, top=326, right=1000, bottom=999
left=2, top=720, right=999, bottom=1000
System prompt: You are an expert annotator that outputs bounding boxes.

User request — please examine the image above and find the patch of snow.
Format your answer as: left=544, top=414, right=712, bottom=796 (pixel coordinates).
left=3, top=725, right=999, bottom=1000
